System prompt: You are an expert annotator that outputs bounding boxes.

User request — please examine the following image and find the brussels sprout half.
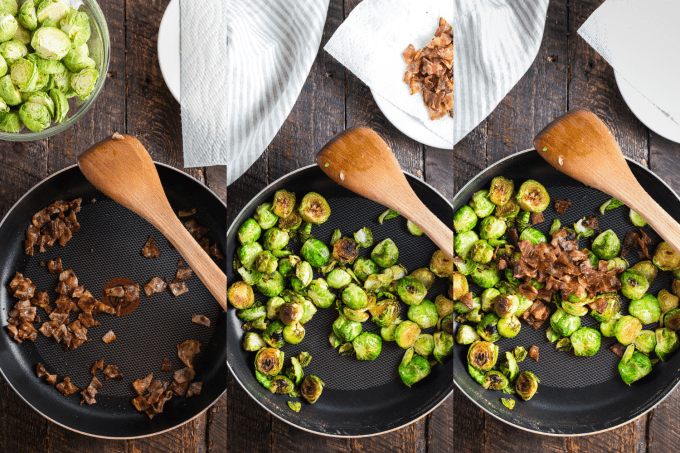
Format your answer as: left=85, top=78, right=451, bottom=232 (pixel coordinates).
left=571, top=327, right=601, bottom=357
left=489, top=176, right=514, bottom=206
left=591, top=230, right=620, bottom=260
left=479, top=216, right=506, bottom=240
left=469, top=190, right=496, bottom=218
left=618, top=352, right=652, bottom=385
left=353, top=332, right=382, bottom=360
left=255, top=348, right=284, bottom=376
left=397, top=276, right=426, bottom=306
left=371, top=238, right=399, bottom=268
left=655, top=327, right=679, bottom=361
left=399, top=348, right=431, bottom=387
left=550, top=308, right=581, bottom=337
left=300, top=237, right=330, bottom=267
left=620, top=270, right=650, bottom=300
left=454, top=205, right=478, bottom=233
left=407, top=300, right=438, bottom=329
left=395, top=320, right=421, bottom=349
left=615, top=315, right=642, bottom=346
left=653, top=242, right=680, bottom=271
left=631, top=261, right=658, bottom=285
left=515, top=371, right=540, bottom=401
left=300, top=375, right=324, bottom=403
left=516, top=180, right=550, bottom=212
left=629, top=294, right=661, bottom=325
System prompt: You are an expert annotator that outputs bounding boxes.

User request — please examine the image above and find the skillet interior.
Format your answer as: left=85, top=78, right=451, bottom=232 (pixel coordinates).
left=0, top=164, right=227, bottom=438
left=453, top=150, right=680, bottom=435
left=227, top=166, right=453, bottom=436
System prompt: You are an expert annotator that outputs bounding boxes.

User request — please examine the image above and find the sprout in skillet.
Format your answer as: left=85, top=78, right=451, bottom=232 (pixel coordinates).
left=516, top=180, right=550, bottom=212
left=352, top=332, right=382, bottom=361
left=454, top=230, right=479, bottom=258
left=591, top=230, right=620, bottom=260
left=227, top=281, right=254, bottom=309
left=397, top=276, right=426, bottom=306
left=615, top=315, right=642, bottom=346
left=469, top=190, right=496, bottom=218
left=255, top=347, right=284, bottom=376
left=394, top=320, right=421, bottom=349
left=479, top=216, right=506, bottom=240
left=628, top=294, right=661, bottom=325
left=407, top=300, right=438, bottom=329
left=454, top=205, right=477, bottom=233
left=515, top=371, right=540, bottom=401
left=300, top=237, right=330, bottom=267
left=254, top=203, right=278, bottom=229
left=300, top=375, right=324, bottom=403
left=620, top=269, right=650, bottom=300
left=398, top=348, right=431, bottom=387
left=631, top=260, right=658, bottom=285
left=371, top=238, right=399, bottom=268
left=618, top=352, right=652, bottom=385
left=653, top=241, right=680, bottom=271
left=456, top=325, right=480, bottom=345
left=488, top=176, right=514, bottom=206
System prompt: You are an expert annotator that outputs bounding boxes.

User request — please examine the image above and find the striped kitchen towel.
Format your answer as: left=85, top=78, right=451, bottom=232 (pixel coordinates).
left=222, top=0, right=331, bottom=185
left=454, top=0, right=549, bottom=145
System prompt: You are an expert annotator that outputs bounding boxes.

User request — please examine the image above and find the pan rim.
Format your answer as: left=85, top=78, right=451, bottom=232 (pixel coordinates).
left=0, top=162, right=227, bottom=440
left=452, top=147, right=680, bottom=437
left=226, top=163, right=454, bottom=438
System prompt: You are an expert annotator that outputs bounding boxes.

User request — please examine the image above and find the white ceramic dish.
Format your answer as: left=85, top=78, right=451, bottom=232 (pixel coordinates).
left=158, top=0, right=180, bottom=103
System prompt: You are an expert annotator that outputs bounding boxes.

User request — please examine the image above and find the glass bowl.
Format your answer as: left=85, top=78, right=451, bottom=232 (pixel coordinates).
left=0, top=0, right=110, bottom=142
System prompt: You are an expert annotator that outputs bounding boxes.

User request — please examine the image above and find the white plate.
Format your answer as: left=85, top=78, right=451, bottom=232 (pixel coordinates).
left=615, top=70, right=680, bottom=144
left=372, top=89, right=452, bottom=149
left=158, top=0, right=180, bottom=103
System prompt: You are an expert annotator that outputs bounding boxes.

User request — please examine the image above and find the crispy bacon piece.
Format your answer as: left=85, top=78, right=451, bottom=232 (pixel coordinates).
left=123, top=284, right=140, bottom=304
left=554, top=199, right=571, bottom=214
left=210, top=243, right=224, bottom=260
left=56, top=269, right=83, bottom=298
left=178, top=340, right=201, bottom=369
left=173, top=367, right=196, bottom=384
left=56, top=377, right=79, bottom=396
left=146, top=391, right=173, bottom=419
left=91, top=359, right=104, bottom=376
left=199, top=237, right=210, bottom=254
left=132, top=373, right=154, bottom=396
left=161, top=358, right=174, bottom=372
left=186, top=382, right=202, bottom=397
left=185, top=220, right=210, bottom=240
left=141, top=236, right=161, bottom=259
left=132, top=395, right=151, bottom=412
left=8, top=272, right=36, bottom=300
left=47, top=258, right=63, bottom=274
left=31, top=290, right=50, bottom=309
left=169, top=380, right=190, bottom=397
left=530, top=212, right=544, bottom=225
left=93, top=301, right=116, bottom=315
left=507, top=229, right=519, bottom=247
left=529, top=346, right=539, bottom=362
left=169, top=279, right=189, bottom=297
left=25, top=199, right=81, bottom=255
left=582, top=216, right=599, bottom=230
left=192, top=314, right=211, bottom=327
left=623, top=231, right=640, bottom=247
left=176, top=267, right=193, bottom=280
left=36, top=363, right=49, bottom=378
left=105, top=286, right=125, bottom=298
left=144, top=277, right=167, bottom=297
left=80, top=376, right=103, bottom=405
left=77, top=291, right=99, bottom=314
left=610, top=343, right=625, bottom=358
left=102, top=330, right=116, bottom=344
left=45, top=373, right=57, bottom=385
left=103, top=365, right=123, bottom=380
left=522, top=300, right=550, bottom=330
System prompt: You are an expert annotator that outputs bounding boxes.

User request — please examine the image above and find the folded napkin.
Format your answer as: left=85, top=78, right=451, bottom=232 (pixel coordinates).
left=325, top=0, right=453, bottom=147
left=454, top=0, right=549, bottom=145
left=578, top=0, right=680, bottom=128
left=220, top=0, right=330, bottom=184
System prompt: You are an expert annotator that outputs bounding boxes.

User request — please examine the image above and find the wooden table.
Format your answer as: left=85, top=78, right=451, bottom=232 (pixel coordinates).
left=226, top=0, right=453, bottom=451
left=454, top=0, right=680, bottom=451
left=0, top=1, right=225, bottom=451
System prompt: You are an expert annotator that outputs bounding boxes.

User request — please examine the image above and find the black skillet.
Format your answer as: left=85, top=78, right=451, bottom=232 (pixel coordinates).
left=454, top=149, right=680, bottom=435
left=0, top=163, right=226, bottom=438
left=227, top=165, right=453, bottom=437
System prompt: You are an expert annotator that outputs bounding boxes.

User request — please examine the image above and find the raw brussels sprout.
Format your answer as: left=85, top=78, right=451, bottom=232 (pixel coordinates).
left=497, top=315, right=521, bottom=338
left=300, top=238, right=330, bottom=267
left=18, top=0, right=37, bottom=31
left=470, top=264, right=501, bottom=289
left=489, top=176, right=514, bottom=206
left=271, top=189, right=295, bottom=218
left=0, top=110, right=20, bottom=132
left=262, top=227, right=289, bottom=251
left=455, top=230, right=479, bottom=258
left=468, top=340, right=499, bottom=371
left=353, top=226, right=373, bottom=248
left=36, top=0, right=69, bottom=24
left=664, top=308, right=680, bottom=331
left=0, top=13, right=16, bottom=42
left=342, top=283, right=368, bottom=310
left=469, top=190, right=496, bottom=218
left=452, top=271, right=469, bottom=301
left=629, top=294, right=661, bottom=325
left=589, top=292, right=621, bottom=322
left=469, top=239, right=494, bottom=264
left=0, top=39, right=26, bottom=65
left=615, top=315, right=642, bottom=345
left=243, top=332, right=266, bottom=352
left=655, top=327, right=680, bottom=361
left=413, top=333, right=435, bottom=357
left=47, top=87, right=67, bottom=122
left=516, top=180, right=550, bottom=212
left=255, top=348, right=284, bottom=376
left=477, top=313, right=500, bottom=342
left=31, top=26, right=70, bottom=60
left=515, top=371, right=539, bottom=401
left=353, top=332, right=382, bottom=360
left=618, top=352, right=651, bottom=385
left=62, top=42, right=95, bottom=73
left=254, top=251, right=278, bottom=274
left=18, top=101, right=49, bottom=131
left=629, top=209, right=647, bottom=227
left=591, top=230, right=620, bottom=260
left=395, top=320, right=421, bottom=349
left=410, top=267, right=435, bottom=290
left=371, top=238, right=399, bottom=268
left=550, top=308, right=581, bottom=337
left=658, top=289, right=679, bottom=313
left=407, top=300, right=438, bottom=329
left=634, top=330, right=657, bottom=354
left=262, top=321, right=286, bottom=348
left=620, top=269, right=650, bottom=300
left=327, top=268, right=351, bottom=289
left=332, top=237, right=358, bottom=264
left=631, top=261, right=658, bottom=285
left=570, top=327, right=601, bottom=357
left=58, top=7, right=90, bottom=46
left=228, top=281, right=254, bottom=309
left=456, top=324, right=480, bottom=345
left=333, top=315, right=362, bottom=342
left=300, top=375, right=324, bottom=404
left=480, top=288, right=501, bottom=312
left=454, top=205, right=478, bottom=233
left=482, top=370, right=509, bottom=390
left=397, top=276, right=426, bottom=306
left=494, top=294, right=519, bottom=318
left=254, top=203, right=278, bottom=229
left=494, top=198, right=520, bottom=220
left=369, top=300, right=400, bottom=327
left=479, top=216, right=506, bottom=240
left=11, top=58, right=38, bottom=93
left=353, top=257, right=379, bottom=282
left=256, top=271, right=285, bottom=297
left=653, top=241, right=680, bottom=271
left=398, top=348, right=431, bottom=387
left=519, top=227, right=546, bottom=245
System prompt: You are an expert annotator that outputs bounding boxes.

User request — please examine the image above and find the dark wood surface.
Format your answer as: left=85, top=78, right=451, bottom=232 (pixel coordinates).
left=454, top=0, right=680, bottom=451
left=226, top=0, right=453, bottom=451
left=0, top=0, right=226, bottom=451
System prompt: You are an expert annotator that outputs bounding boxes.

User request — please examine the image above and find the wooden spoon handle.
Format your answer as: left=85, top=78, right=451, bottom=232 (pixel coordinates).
left=402, top=195, right=454, bottom=259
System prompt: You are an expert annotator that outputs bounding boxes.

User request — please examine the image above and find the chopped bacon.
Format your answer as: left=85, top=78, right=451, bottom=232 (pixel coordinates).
left=80, top=377, right=102, bottom=405
left=199, top=237, right=210, bottom=254
left=132, top=373, right=154, bottom=396
left=609, top=343, right=626, bottom=358
left=529, top=346, right=539, bottom=362
left=185, top=220, right=210, bottom=240
left=36, top=363, right=49, bottom=378
left=169, top=380, right=190, bottom=397
left=144, top=277, right=167, bottom=296
left=530, top=212, right=544, bottom=225
left=192, top=314, right=211, bottom=327
left=102, top=330, right=116, bottom=344
left=624, top=231, right=640, bottom=247
left=210, top=243, right=225, bottom=260
left=47, top=258, right=63, bottom=274
left=554, top=199, right=571, bottom=214
left=173, top=367, right=196, bottom=384
left=522, top=300, right=551, bottom=330
left=56, top=377, right=79, bottom=396
left=25, top=199, right=81, bottom=255
left=31, top=290, right=50, bottom=310
left=178, top=340, right=201, bottom=369
left=141, top=236, right=161, bottom=259
left=91, top=359, right=104, bottom=376
left=105, top=286, right=125, bottom=298
left=169, top=279, right=189, bottom=297
left=132, top=395, right=151, bottom=412
left=186, top=382, right=202, bottom=397
left=582, top=216, right=599, bottom=230
left=8, top=272, right=36, bottom=300
left=161, top=358, right=174, bottom=372
left=176, top=267, right=193, bottom=280
left=103, top=365, right=123, bottom=380
left=507, top=229, right=519, bottom=247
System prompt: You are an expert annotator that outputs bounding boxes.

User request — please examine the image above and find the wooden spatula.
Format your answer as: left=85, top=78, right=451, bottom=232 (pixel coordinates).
left=535, top=109, right=680, bottom=254
left=78, top=133, right=227, bottom=310
left=316, top=127, right=454, bottom=259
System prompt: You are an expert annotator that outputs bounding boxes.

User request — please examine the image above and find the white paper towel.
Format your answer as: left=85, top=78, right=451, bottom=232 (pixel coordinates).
left=578, top=0, right=680, bottom=128
left=325, top=0, right=453, bottom=146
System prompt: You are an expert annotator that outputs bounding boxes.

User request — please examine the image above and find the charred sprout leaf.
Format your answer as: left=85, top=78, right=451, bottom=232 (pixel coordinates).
left=407, top=220, right=424, bottom=236
left=454, top=205, right=478, bottom=233
left=599, top=197, right=623, bottom=215
left=399, top=348, right=431, bottom=387
left=573, top=217, right=594, bottom=239
left=298, top=351, right=312, bottom=367
left=629, top=209, right=647, bottom=227
left=494, top=294, right=519, bottom=318
left=589, top=293, right=621, bottom=323
left=287, top=401, right=301, bottom=412
left=378, top=208, right=400, bottom=224
left=255, top=369, right=272, bottom=390
left=298, top=192, right=330, bottom=224
left=353, top=227, right=373, bottom=248
left=618, top=352, right=652, bottom=385
left=332, top=237, right=359, bottom=264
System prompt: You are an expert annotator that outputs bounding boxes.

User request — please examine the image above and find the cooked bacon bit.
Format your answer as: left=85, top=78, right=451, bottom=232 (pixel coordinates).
left=185, top=219, right=210, bottom=240
left=77, top=291, right=99, bottom=314
left=45, top=373, right=57, bottom=385
left=144, top=277, right=167, bottom=297
left=102, top=330, right=116, bottom=344
left=56, top=377, right=79, bottom=396
left=25, top=199, right=82, bottom=255
left=179, top=208, right=196, bottom=217
left=161, top=358, right=174, bottom=372
left=132, top=395, right=151, bottom=412
left=553, top=199, right=571, bottom=214
left=192, top=314, right=211, bottom=327
left=93, top=301, right=116, bottom=315
left=610, top=343, right=625, bottom=358
left=56, top=269, right=83, bottom=298
left=169, top=279, right=189, bottom=297
left=91, top=359, right=104, bottom=376
left=105, top=286, right=125, bottom=298
left=530, top=212, right=544, bottom=225
left=639, top=229, right=653, bottom=246
left=147, top=379, right=168, bottom=395
left=582, top=216, right=599, bottom=230
left=141, top=236, right=161, bottom=259
left=588, top=295, right=610, bottom=314
left=123, top=284, right=140, bottom=304
left=173, top=367, right=196, bottom=384
left=186, top=382, right=202, bottom=397
left=624, top=231, right=640, bottom=247
left=10, top=299, right=37, bottom=323
left=169, top=380, right=190, bottom=397
left=80, top=376, right=103, bottom=405
left=621, top=247, right=629, bottom=258
left=507, top=229, right=519, bottom=247
left=132, top=373, right=154, bottom=396
left=103, top=365, right=123, bottom=380
left=199, top=237, right=210, bottom=254
left=31, top=290, right=50, bottom=309
left=497, top=259, right=507, bottom=271
left=146, top=391, right=173, bottom=419
left=36, top=363, right=49, bottom=378
left=529, top=346, right=539, bottom=361
left=178, top=340, right=201, bottom=369
left=176, top=267, right=194, bottom=280
left=519, top=283, right=538, bottom=301
left=177, top=259, right=185, bottom=267
left=47, top=258, right=63, bottom=274
left=8, top=272, right=36, bottom=300
left=522, top=300, right=551, bottom=330
left=210, top=243, right=224, bottom=260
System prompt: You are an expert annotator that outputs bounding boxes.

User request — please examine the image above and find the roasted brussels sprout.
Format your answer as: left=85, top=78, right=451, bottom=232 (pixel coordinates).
left=600, top=312, right=622, bottom=337
left=270, top=190, right=295, bottom=218
left=516, top=180, right=550, bottom=212
left=397, top=276, right=427, bottom=306
left=300, top=238, right=330, bottom=267
left=629, top=262, right=657, bottom=287
left=489, top=176, right=514, bottom=206
left=629, top=294, right=661, bottom=325
left=228, top=281, right=254, bottom=309
left=479, top=216, right=506, bottom=240
left=519, top=227, right=546, bottom=245
left=456, top=325, right=480, bottom=345
left=480, top=288, right=501, bottom=312
left=494, top=198, right=520, bottom=220
left=468, top=340, right=499, bottom=371
left=615, top=315, right=642, bottom=345
left=618, top=352, right=651, bottom=385
left=477, top=313, right=500, bottom=342
left=353, top=226, right=373, bottom=248
left=469, top=190, right=496, bottom=218
left=455, top=231, right=478, bottom=259
left=655, top=327, right=680, bottom=361
left=263, top=228, right=289, bottom=251
left=255, top=348, right=284, bottom=376
left=591, top=230, right=620, bottom=260
left=306, top=279, right=336, bottom=308
left=332, top=237, right=359, bottom=264
left=469, top=239, right=494, bottom=264
left=550, top=308, right=581, bottom=337
left=264, top=296, right=284, bottom=320
left=482, top=370, right=509, bottom=390
left=410, top=267, right=435, bottom=290
left=413, top=333, right=435, bottom=357
left=300, top=375, right=324, bottom=403
left=380, top=319, right=402, bottom=341
left=452, top=271, right=469, bottom=301
left=406, top=220, right=424, bottom=236
left=627, top=209, right=646, bottom=227
left=454, top=205, right=478, bottom=233
left=494, top=294, right=519, bottom=318
left=570, top=327, right=601, bottom=357
left=634, top=330, right=657, bottom=354
left=369, top=300, right=400, bottom=327
left=243, top=332, right=266, bottom=351
left=442, top=313, right=454, bottom=334
left=254, top=203, right=278, bottom=229
left=342, top=283, right=368, bottom=310
left=256, top=271, right=285, bottom=297
left=658, top=289, right=679, bottom=313
left=620, top=269, right=650, bottom=300
left=371, top=238, right=399, bottom=268
left=326, top=268, right=351, bottom=289
left=515, top=371, right=539, bottom=401
left=653, top=241, right=680, bottom=271
left=333, top=315, right=362, bottom=342
left=237, top=218, right=262, bottom=245
left=664, top=308, right=680, bottom=331
left=589, top=293, right=621, bottom=322
left=352, top=332, right=382, bottom=360
left=254, top=251, right=278, bottom=274
left=278, top=210, right=302, bottom=231
left=262, top=320, right=286, bottom=348
left=407, top=300, right=438, bottom=329
left=353, top=257, right=379, bottom=282
left=341, top=305, right=367, bottom=322
left=297, top=192, right=330, bottom=224
left=364, top=269, right=393, bottom=293
left=395, top=320, right=421, bottom=349
left=279, top=302, right=304, bottom=326
left=470, top=264, right=501, bottom=289
left=497, top=315, right=521, bottom=338
left=237, top=242, right=263, bottom=269
left=268, top=375, right=295, bottom=395
left=399, top=348, right=431, bottom=387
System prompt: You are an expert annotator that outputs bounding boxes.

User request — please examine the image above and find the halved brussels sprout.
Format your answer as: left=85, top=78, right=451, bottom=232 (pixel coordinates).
left=655, top=327, right=679, bottom=361
left=342, top=305, right=368, bottom=322
left=243, top=332, right=266, bottom=352
left=256, top=271, right=285, bottom=297
left=271, top=189, right=295, bottom=218
left=31, top=26, right=70, bottom=60
left=278, top=210, right=302, bottom=231
left=470, top=264, right=501, bottom=289
left=279, top=302, right=304, bottom=326
left=254, top=202, right=278, bottom=229
left=600, top=313, right=622, bottom=337
left=607, top=257, right=629, bottom=273
left=18, top=101, right=49, bottom=131
left=47, top=87, right=67, bottom=123
left=262, top=321, right=286, bottom=348
left=468, top=340, right=499, bottom=371
left=294, top=261, right=313, bottom=287
left=410, top=267, right=435, bottom=290
left=332, top=237, right=358, bottom=264
left=59, top=8, right=91, bottom=46
left=618, top=352, right=652, bottom=385
left=407, top=220, right=424, bottom=236
left=342, top=283, right=368, bottom=310
left=300, top=375, right=324, bottom=403
left=380, top=319, right=401, bottom=341
left=494, top=198, right=520, bottom=220
left=0, top=13, right=17, bottom=43
left=571, top=327, right=601, bottom=357
left=653, top=241, right=680, bottom=271
left=497, top=315, right=521, bottom=338
left=353, top=332, right=382, bottom=360
left=0, top=110, right=20, bottom=132
left=631, top=260, right=658, bottom=285
left=454, top=205, right=478, bottom=233
left=333, top=314, right=362, bottom=342
left=255, top=347, right=284, bottom=376
left=469, top=190, right=496, bottom=218
left=455, top=230, right=479, bottom=258
left=634, top=330, right=657, bottom=354
left=456, top=325, right=480, bottom=345
left=227, top=281, right=254, bottom=309
left=442, top=313, right=453, bottom=333
left=296, top=192, right=330, bottom=224
left=515, top=371, right=540, bottom=401
left=469, top=239, right=494, bottom=264
left=300, top=237, right=329, bottom=267
left=658, top=289, right=679, bottom=313
left=237, top=305, right=266, bottom=322
left=62, top=44, right=95, bottom=73
left=620, top=269, right=650, bottom=300
left=397, top=276, right=426, bottom=306
left=591, top=230, right=620, bottom=260
left=0, top=39, right=26, bottom=65
left=516, top=180, right=550, bottom=212
left=519, top=227, right=546, bottom=245
left=477, top=313, right=500, bottom=342
left=282, top=322, right=305, bottom=344
left=615, top=315, right=642, bottom=345
left=480, top=288, right=501, bottom=313
left=395, top=320, right=421, bottom=349
left=629, top=209, right=647, bottom=227
left=494, top=294, right=519, bottom=318
left=489, top=176, right=514, bottom=206
left=371, top=238, right=399, bottom=268
left=482, top=370, right=509, bottom=390
left=452, top=271, right=469, bottom=301
left=353, top=257, right=379, bottom=282
left=589, top=292, right=620, bottom=322
left=479, top=216, right=506, bottom=240
left=266, top=296, right=285, bottom=320
left=254, top=250, right=278, bottom=274
left=664, top=308, right=680, bottom=331
left=369, top=300, right=400, bottom=327
left=550, top=308, right=580, bottom=337
left=306, top=279, right=336, bottom=308
left=354, top=226, right=373, bottom=248
left=36, top=0, right=69, bottom=24
left=629, top=294, right=661, bottom=325
left=237, top=242, right=263, bottom=269
left=18, top=0, right=37, bottom=31
left=435, top=294, right=453, bottom=317
left=407, top=300, right=438, bottom=329
left=399, top=348, right=431, bottom=387
left=413, top=333, right=435, bottom=357
left=327, top=268, right=351, bottom=289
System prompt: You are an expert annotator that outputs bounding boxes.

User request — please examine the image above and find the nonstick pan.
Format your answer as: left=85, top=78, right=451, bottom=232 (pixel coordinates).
left=0, top=163, right=226, bottom=438
left=454, top=149, right=680, bottom=435
left=227, top=165, right=453, bottom=437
